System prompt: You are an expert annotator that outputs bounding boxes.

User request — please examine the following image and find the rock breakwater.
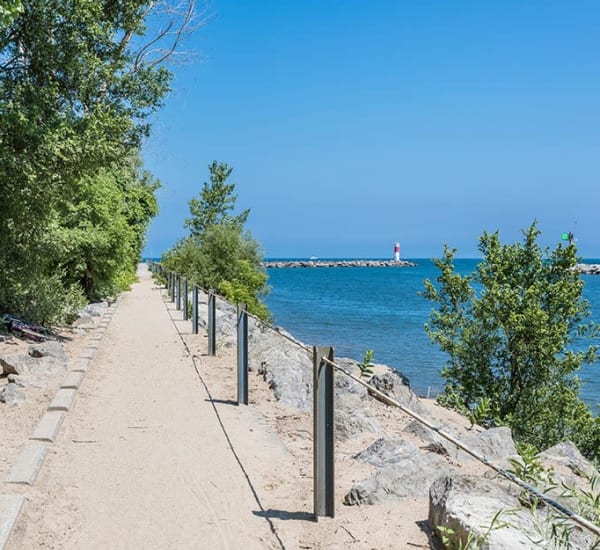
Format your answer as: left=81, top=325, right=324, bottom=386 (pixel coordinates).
left=262, top=259, right=416, bottom=268
left=576, top=263, right=600, bottom=275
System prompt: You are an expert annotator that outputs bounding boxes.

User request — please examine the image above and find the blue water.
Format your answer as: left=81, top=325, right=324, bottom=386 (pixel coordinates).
left=263, top=258, right=600, bottom=413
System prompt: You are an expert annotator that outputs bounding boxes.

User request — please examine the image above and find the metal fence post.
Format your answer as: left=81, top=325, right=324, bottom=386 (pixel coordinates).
left=192, top=285, right=199, bottom=334
left=170, top=272, right=175, bottom=303
left=237, top=304, right=248, bottom=405
left=183, top=278, right=189, bottom=321
left=176, top=275, right=182, bottom=310
left=313, top=346, right=335, bottom=520
left=208, top=291, right=216, bottom=356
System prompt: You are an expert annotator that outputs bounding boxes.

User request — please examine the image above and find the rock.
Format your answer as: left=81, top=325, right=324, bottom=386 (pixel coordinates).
left=249, top=324, right=313, bottom=411
left=0, top=345, right=66, bottom=378
left=454, top=427, right=518, bottom=468
left=28, top=341, right=66, bottom=362
left=0, top=353, right=40, bottom=375
left=335, top=392, right=380, bottom=441
left=73, top=314, right=95, bottom=328
left=0, top=382, right=26, bottom=406
left=344, top=449, right=454, bottom=505
left=428, top=474, right=595, bottom=550
left=576, top=263, right=600, bottom=275
left=353, top=436, right=419, bottom=467
left=82, top=302, right=107, bottom=317
left=335, top=360, right=381, bottom=440
left=368, top=369, right=424, bottom=413
left=403, top=419, right=444, bottom=445
left=262, top=260, right=417, bottom=268
left=535, top=441, right=599, bottom=513
left=538, top=441, right=598, bottom=479
left=429, top=475, right=532, bottom=549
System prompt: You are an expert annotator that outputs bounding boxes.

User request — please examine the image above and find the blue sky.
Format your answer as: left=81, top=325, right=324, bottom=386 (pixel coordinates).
left=142, top=1, right=600, bottom=259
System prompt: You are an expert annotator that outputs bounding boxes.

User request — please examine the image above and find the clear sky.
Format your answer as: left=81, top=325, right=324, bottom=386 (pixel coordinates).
left=142, top=1, right=600, bottom=259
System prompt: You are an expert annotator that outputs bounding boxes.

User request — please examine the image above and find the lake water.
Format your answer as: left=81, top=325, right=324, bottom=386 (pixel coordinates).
left=263, top=258, right=600, bottom=413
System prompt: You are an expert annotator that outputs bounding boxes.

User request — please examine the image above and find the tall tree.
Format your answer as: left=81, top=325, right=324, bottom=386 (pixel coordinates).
left=0, top=0, right=203, bottom=323
left=423, top=222, right=599, bottom=458
left=185, top=161, right=250, bottom=237
left=163, top=161, right=270, bottom=320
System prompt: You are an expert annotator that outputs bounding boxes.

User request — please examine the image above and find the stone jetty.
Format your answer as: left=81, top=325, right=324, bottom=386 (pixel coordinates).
left=262, top=259, right=417, bottom=268
left=576, top=263, right=600, bottom=275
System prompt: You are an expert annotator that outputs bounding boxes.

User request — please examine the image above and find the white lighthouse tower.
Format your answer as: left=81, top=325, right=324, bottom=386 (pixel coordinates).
left=394, top=242, right=400, bottom=262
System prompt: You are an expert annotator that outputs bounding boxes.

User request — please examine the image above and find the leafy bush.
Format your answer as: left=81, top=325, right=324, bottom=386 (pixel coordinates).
left=162, top=162, right=270, bottom=321
left=424, top=222, right=599, bottom=460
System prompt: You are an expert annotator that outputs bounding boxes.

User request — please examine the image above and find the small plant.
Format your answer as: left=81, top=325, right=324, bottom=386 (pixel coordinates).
left=507, top=443, right=556, bottom=509
left=357, top=349, right=375, bottom=378
left=436, top=509, right=511, bottom=549
left=466, top=396, right=492, bottom=429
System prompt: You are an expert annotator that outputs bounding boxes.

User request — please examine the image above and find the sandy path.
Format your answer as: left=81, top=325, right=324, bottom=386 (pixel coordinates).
left=7, top=266, right=291, bottom=549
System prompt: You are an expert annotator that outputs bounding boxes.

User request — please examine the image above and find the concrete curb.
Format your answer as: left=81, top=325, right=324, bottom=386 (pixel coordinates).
left=0, top=299, right=119, bottom=548
left=30, top=411, right=65, bottom=442
left=0, top=495, right=24, bottom=550
left=79, top=348, right=95, bottom=360
left=61, top=371, right=85, bottom=390
left=72, top=359, right=91, bottom=373
left=48, top=389, right=77, bottom=412
left=4, top=442, right=48, bottom=485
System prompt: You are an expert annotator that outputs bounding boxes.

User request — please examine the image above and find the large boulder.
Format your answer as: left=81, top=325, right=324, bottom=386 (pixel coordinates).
left=353, top=436, right=420, bottom=467
left=538, top=441, right=598, bottom=479
left=73, top=314, right=95, bottom=328
left=28, top=341, right=66, bottom=362
left=334, top=360, right=381, bottom=441
left=536, top=441, right=599, bottom=513
left=0, top=341, right=66, bottom=378
left=453, top=427, right=519, bottom=468
left=403, top=419, right=444, bottom=445
left=344, top=446, right=454, bottom=505
left=1, top=353, right=42, bottom=376
left=249, top=324, right=313, bottom=411
left=368, top=369, right=424, bottom=413
left=430, top=475, right=534, bottom=549
left=429, top=474, right=596, bottom=550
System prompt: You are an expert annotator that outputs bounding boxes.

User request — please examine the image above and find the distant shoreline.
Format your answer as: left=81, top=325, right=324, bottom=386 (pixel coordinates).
left=262, top=259, right=417, bottom=268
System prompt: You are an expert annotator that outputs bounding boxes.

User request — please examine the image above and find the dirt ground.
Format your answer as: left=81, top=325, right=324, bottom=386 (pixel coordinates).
left=1, top=265, right=481, bottom=549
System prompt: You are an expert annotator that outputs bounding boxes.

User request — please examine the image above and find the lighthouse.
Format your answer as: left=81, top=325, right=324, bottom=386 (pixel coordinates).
left=394, top=242, right=400, bottom=262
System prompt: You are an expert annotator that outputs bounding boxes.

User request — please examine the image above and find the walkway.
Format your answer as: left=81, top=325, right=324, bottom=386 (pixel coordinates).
left=2, top=265, right=295, bottom=549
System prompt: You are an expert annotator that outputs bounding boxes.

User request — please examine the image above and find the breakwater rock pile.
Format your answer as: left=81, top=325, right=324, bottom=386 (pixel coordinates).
left=576, top=263, right=600, bottom=275
left=262, top=259, right=417, bottom=268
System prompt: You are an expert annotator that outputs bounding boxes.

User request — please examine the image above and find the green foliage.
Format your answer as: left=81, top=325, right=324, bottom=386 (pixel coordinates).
left=162, top=162, right=270, bottom=321
left=54, top=156, right=159, bottom=300
left=424, top=222, right=599, bottom=460
left=0, top=0, right=21, bottom=25
left=436, top=509, right=511, bottom=549
left=185, top=161, right=250, bottom=238
left=0, top=0, right=176, bottom=323
left=357, top=349, right=375, bottom=378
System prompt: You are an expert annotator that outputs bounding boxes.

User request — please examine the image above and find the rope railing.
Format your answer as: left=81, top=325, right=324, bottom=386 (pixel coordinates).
left=321, top=356, right=600, bottom=538
left=148, top=262, right=600, bottom=537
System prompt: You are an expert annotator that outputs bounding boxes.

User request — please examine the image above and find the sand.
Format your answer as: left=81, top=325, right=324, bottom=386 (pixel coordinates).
left=1, top=265, right=479, bottom=549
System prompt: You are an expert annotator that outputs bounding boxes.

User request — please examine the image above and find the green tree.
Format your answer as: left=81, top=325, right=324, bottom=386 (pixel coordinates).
left=163, top=161, right=270, bottom=320
left=0, top=0, right=200, bottom=323
left=0, top=0, right=21, bottom=25
left=184, top=161, right=250, bottom=237
left=54, top=155, right=159, bottom=300
left=423, top=222, right=599, bottom=458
